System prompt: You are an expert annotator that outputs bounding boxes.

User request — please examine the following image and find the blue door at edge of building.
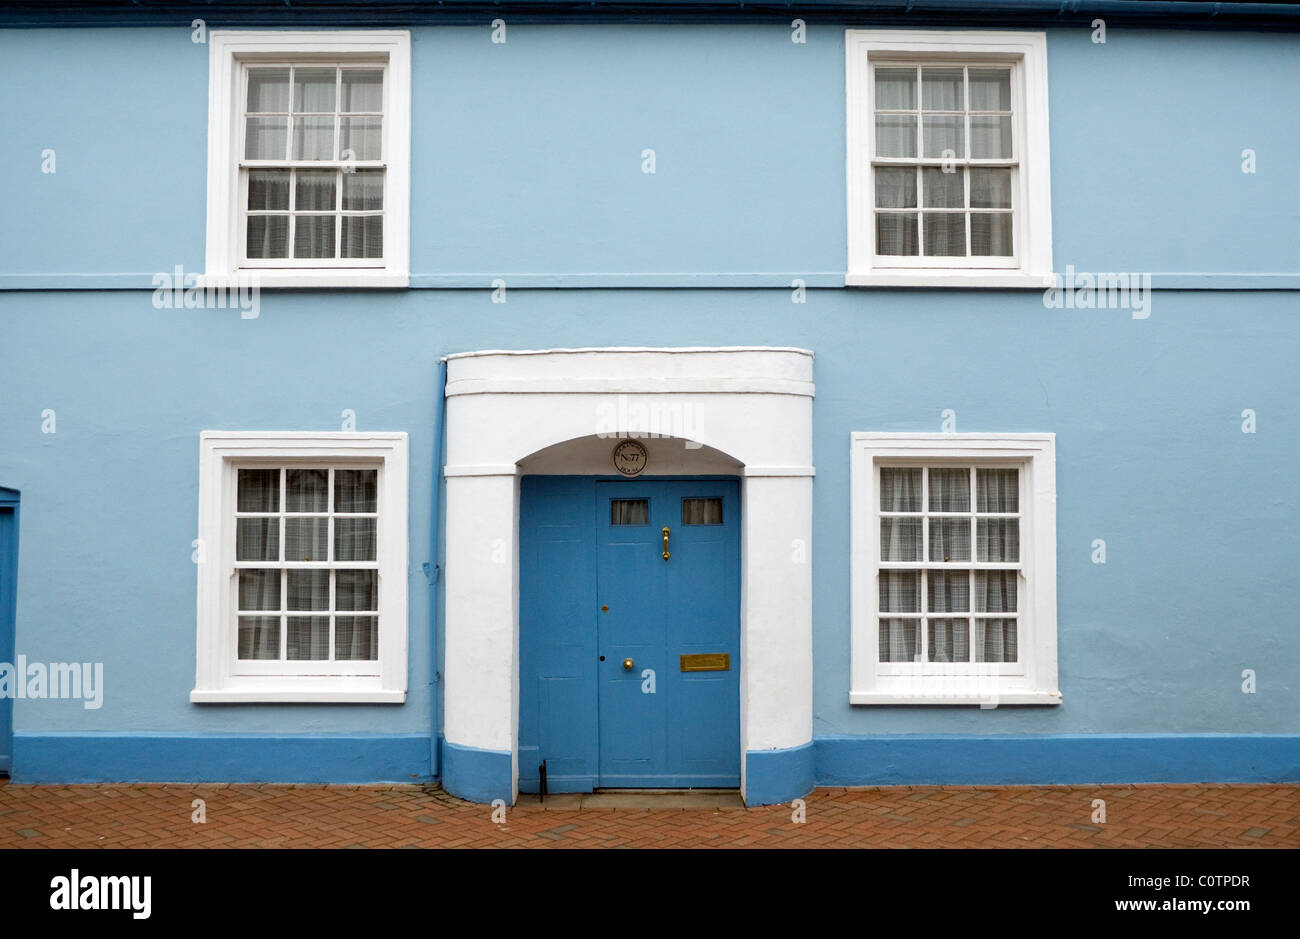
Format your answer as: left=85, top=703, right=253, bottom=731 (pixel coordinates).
left=519, top=476, right=740, bottom=791
left=0, top=488, right=19, bottom=775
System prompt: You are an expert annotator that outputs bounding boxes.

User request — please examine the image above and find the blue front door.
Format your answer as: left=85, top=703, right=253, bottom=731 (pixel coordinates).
left=519, top=477, right=740, bottom=790
left=0, top=489, right=18, bottom=775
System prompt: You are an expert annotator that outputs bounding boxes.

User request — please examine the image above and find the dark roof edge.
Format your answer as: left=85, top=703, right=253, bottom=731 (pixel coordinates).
left=2, top=1, right=1300, bottom=30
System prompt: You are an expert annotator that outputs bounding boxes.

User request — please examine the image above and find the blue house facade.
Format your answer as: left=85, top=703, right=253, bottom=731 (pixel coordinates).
left=0, top=0, right=1297, bottom=806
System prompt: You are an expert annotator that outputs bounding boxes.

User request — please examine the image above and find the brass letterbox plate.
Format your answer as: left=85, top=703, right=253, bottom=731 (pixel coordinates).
left=680, top=653, right=730, bottom=672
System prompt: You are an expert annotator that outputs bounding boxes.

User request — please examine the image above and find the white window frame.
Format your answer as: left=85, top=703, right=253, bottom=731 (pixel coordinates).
left=849, top=433, right=1060, bottom=705
left=846, top=30, right=1054, bottom=288
left=203, top=30, right=411, bottom=288
left=192, top=432, right=409, bottom=703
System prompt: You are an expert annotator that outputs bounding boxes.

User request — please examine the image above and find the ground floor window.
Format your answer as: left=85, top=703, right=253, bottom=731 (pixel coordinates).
left=850, top=433, right=1059, bottom=706
left=192, top=432, right=408, bottom=704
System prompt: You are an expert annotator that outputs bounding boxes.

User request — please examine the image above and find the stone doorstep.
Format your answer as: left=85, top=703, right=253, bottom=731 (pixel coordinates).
left=517, top=789, right=745, bottom=810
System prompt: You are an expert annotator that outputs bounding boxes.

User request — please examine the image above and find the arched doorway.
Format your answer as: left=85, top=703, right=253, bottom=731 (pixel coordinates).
left=439, top=348, right=816, bottom=805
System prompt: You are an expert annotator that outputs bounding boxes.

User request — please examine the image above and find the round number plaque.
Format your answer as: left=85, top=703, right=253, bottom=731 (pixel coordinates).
left=611, top=440, right=648, bottom=477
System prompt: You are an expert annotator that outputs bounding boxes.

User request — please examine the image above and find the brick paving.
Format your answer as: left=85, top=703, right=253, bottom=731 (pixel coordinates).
left=0, top=780, right=1295, bottom=849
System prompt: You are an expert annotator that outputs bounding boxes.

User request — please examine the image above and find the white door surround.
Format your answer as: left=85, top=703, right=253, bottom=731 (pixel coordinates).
left=440, top=347, right=815, bottom=804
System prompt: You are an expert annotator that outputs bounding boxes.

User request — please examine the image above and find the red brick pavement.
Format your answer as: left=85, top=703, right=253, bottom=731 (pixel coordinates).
left=0, top=780, right=1295, bottom=849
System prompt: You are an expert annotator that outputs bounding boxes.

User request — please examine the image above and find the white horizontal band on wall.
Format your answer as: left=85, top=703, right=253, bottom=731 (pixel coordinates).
left=443, top=465, right=521, bottom=477
left=743, top=466, right=817, bottom=477
left=445, top=464, right=817, bottom=477
left=444, top=377, right=816, bottom=397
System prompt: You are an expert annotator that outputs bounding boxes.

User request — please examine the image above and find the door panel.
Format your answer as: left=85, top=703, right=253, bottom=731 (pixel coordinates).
left=519, top=476, right=740, bottom=791
left=596, top=504, right=668, bottom=780
left=518, top=478, right=599, bottom=792
left=596, top=479, right=740, bottom=787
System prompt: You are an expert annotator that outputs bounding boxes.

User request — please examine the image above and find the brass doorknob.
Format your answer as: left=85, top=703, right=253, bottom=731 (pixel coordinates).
left=623, top=658, right=634, bottom=670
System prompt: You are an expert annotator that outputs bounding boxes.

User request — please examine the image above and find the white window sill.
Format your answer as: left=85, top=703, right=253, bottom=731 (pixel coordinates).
left=191, top=685, right=406, bottom=704
left=199, top=271, right=409, bottom=290
left=850, top=690, right=1062, bottom=706
left=846, top=271, right=1056, bottom=289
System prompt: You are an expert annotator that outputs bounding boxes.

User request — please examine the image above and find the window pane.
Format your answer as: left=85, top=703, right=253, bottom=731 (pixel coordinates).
left=238, top=616, right=281, bottom=660
left=922, top=115, right=963, bottom=159
left=922, top=212, right=966, bottom=257
left=879, top=571, right=921, bottom=613
left=341, top=215, right=384, bottom=259
left=237, top=468, right=279, bottom=512
left=294, top=68, right=336, bottom=113
left=969, top=168, right=1012, bottom=209
left=335, top=469, right=378, bottom=512
left=925, top=619, right=967, bottom=663
left=922, top=167, right=963, bottom=208
left=682, top=498, right=723, bottom=525
left=975, top=618, right=1018, bottom=662
left=970, top=115, right=1012, bottom=159
left=921, top=68, right=963, bottom=111
left=875, top=114, right=916, bottom=158
left=335, top=518, right=377, bottom=562
left=287, top=616, right=330, bottom=660
left=874, top=167, right=916, bottom=209
left=342, top=169, right=384, bottom=211
left=340, top=116, right=382, bottom=161
left=929, top=518, right=971, bottom=562
left=976, top=468, right=1019, bottom=512
left=974, top=570, right=1018, bottom=612
left=293, top=116, right=335, bottom=161
left=927, top=618, right=970, bottom=662
left=971, top=213, right=1014, bottom=257
left=247, top=215, right=288, bottom=259
left=336, top=615, right=379, bottom=660
left=293, top=214, right=337, bottom=259
left=245, top=116, right=287, bottom=160
left=337, top=569, right=378, bottom=612
left=880, top=517, right=922, bottom=562
left=610, top=499, right=648, bottom=526
left=246, top=69, right=289, bottom=113
left=285, top=517, right=329, bottom=562
left=236, top=518, right=280, bottom=562
left=248, top=170, right=290, bottom=211
left=977, top=518, right=1020, bottom=562
left=295, top=169, right=337, bottom=211
left=875, top=212, right=918, bottom=256
left=879, top=618, right=919, bottom=662
left=287, top=569, right=330, bottom=611
left=927, top=570, right=969, bottom=612
left=238, top=569, right=281, bottom=612
left=286, top=469, right=328, bottom=512
left=928, top=468, right=970, bottom=511
left=968, top=68, right=1011, bottom=111
left=880, top=467, right=921, bottom=512
left=342, top=69, right=384, bottom=112
left=874, top=67, right=916, bottom=110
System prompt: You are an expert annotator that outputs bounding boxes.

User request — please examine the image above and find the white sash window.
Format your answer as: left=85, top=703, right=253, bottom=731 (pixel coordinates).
left=847, top=30, right=1054, bottom=288
left=204, top=31, right=410, bottom=288
left=851, top=434, right=1060, bottom=706
left=193, top=433, right=408, bottom=703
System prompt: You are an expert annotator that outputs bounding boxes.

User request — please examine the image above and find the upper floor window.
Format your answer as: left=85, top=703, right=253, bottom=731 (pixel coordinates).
left=204, top=31, right=410, bottom=288
left=846, top=31, right=1053, bottom=288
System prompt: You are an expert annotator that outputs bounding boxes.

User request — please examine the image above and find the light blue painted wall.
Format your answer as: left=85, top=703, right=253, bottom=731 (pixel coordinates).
left=0, top=23, right=1296, bottom=744
left=2, top=26, right=1298, bottom=277
left=1, top=29, right=208, bottom=275
left=0, top=287, right=1296, bottom=737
